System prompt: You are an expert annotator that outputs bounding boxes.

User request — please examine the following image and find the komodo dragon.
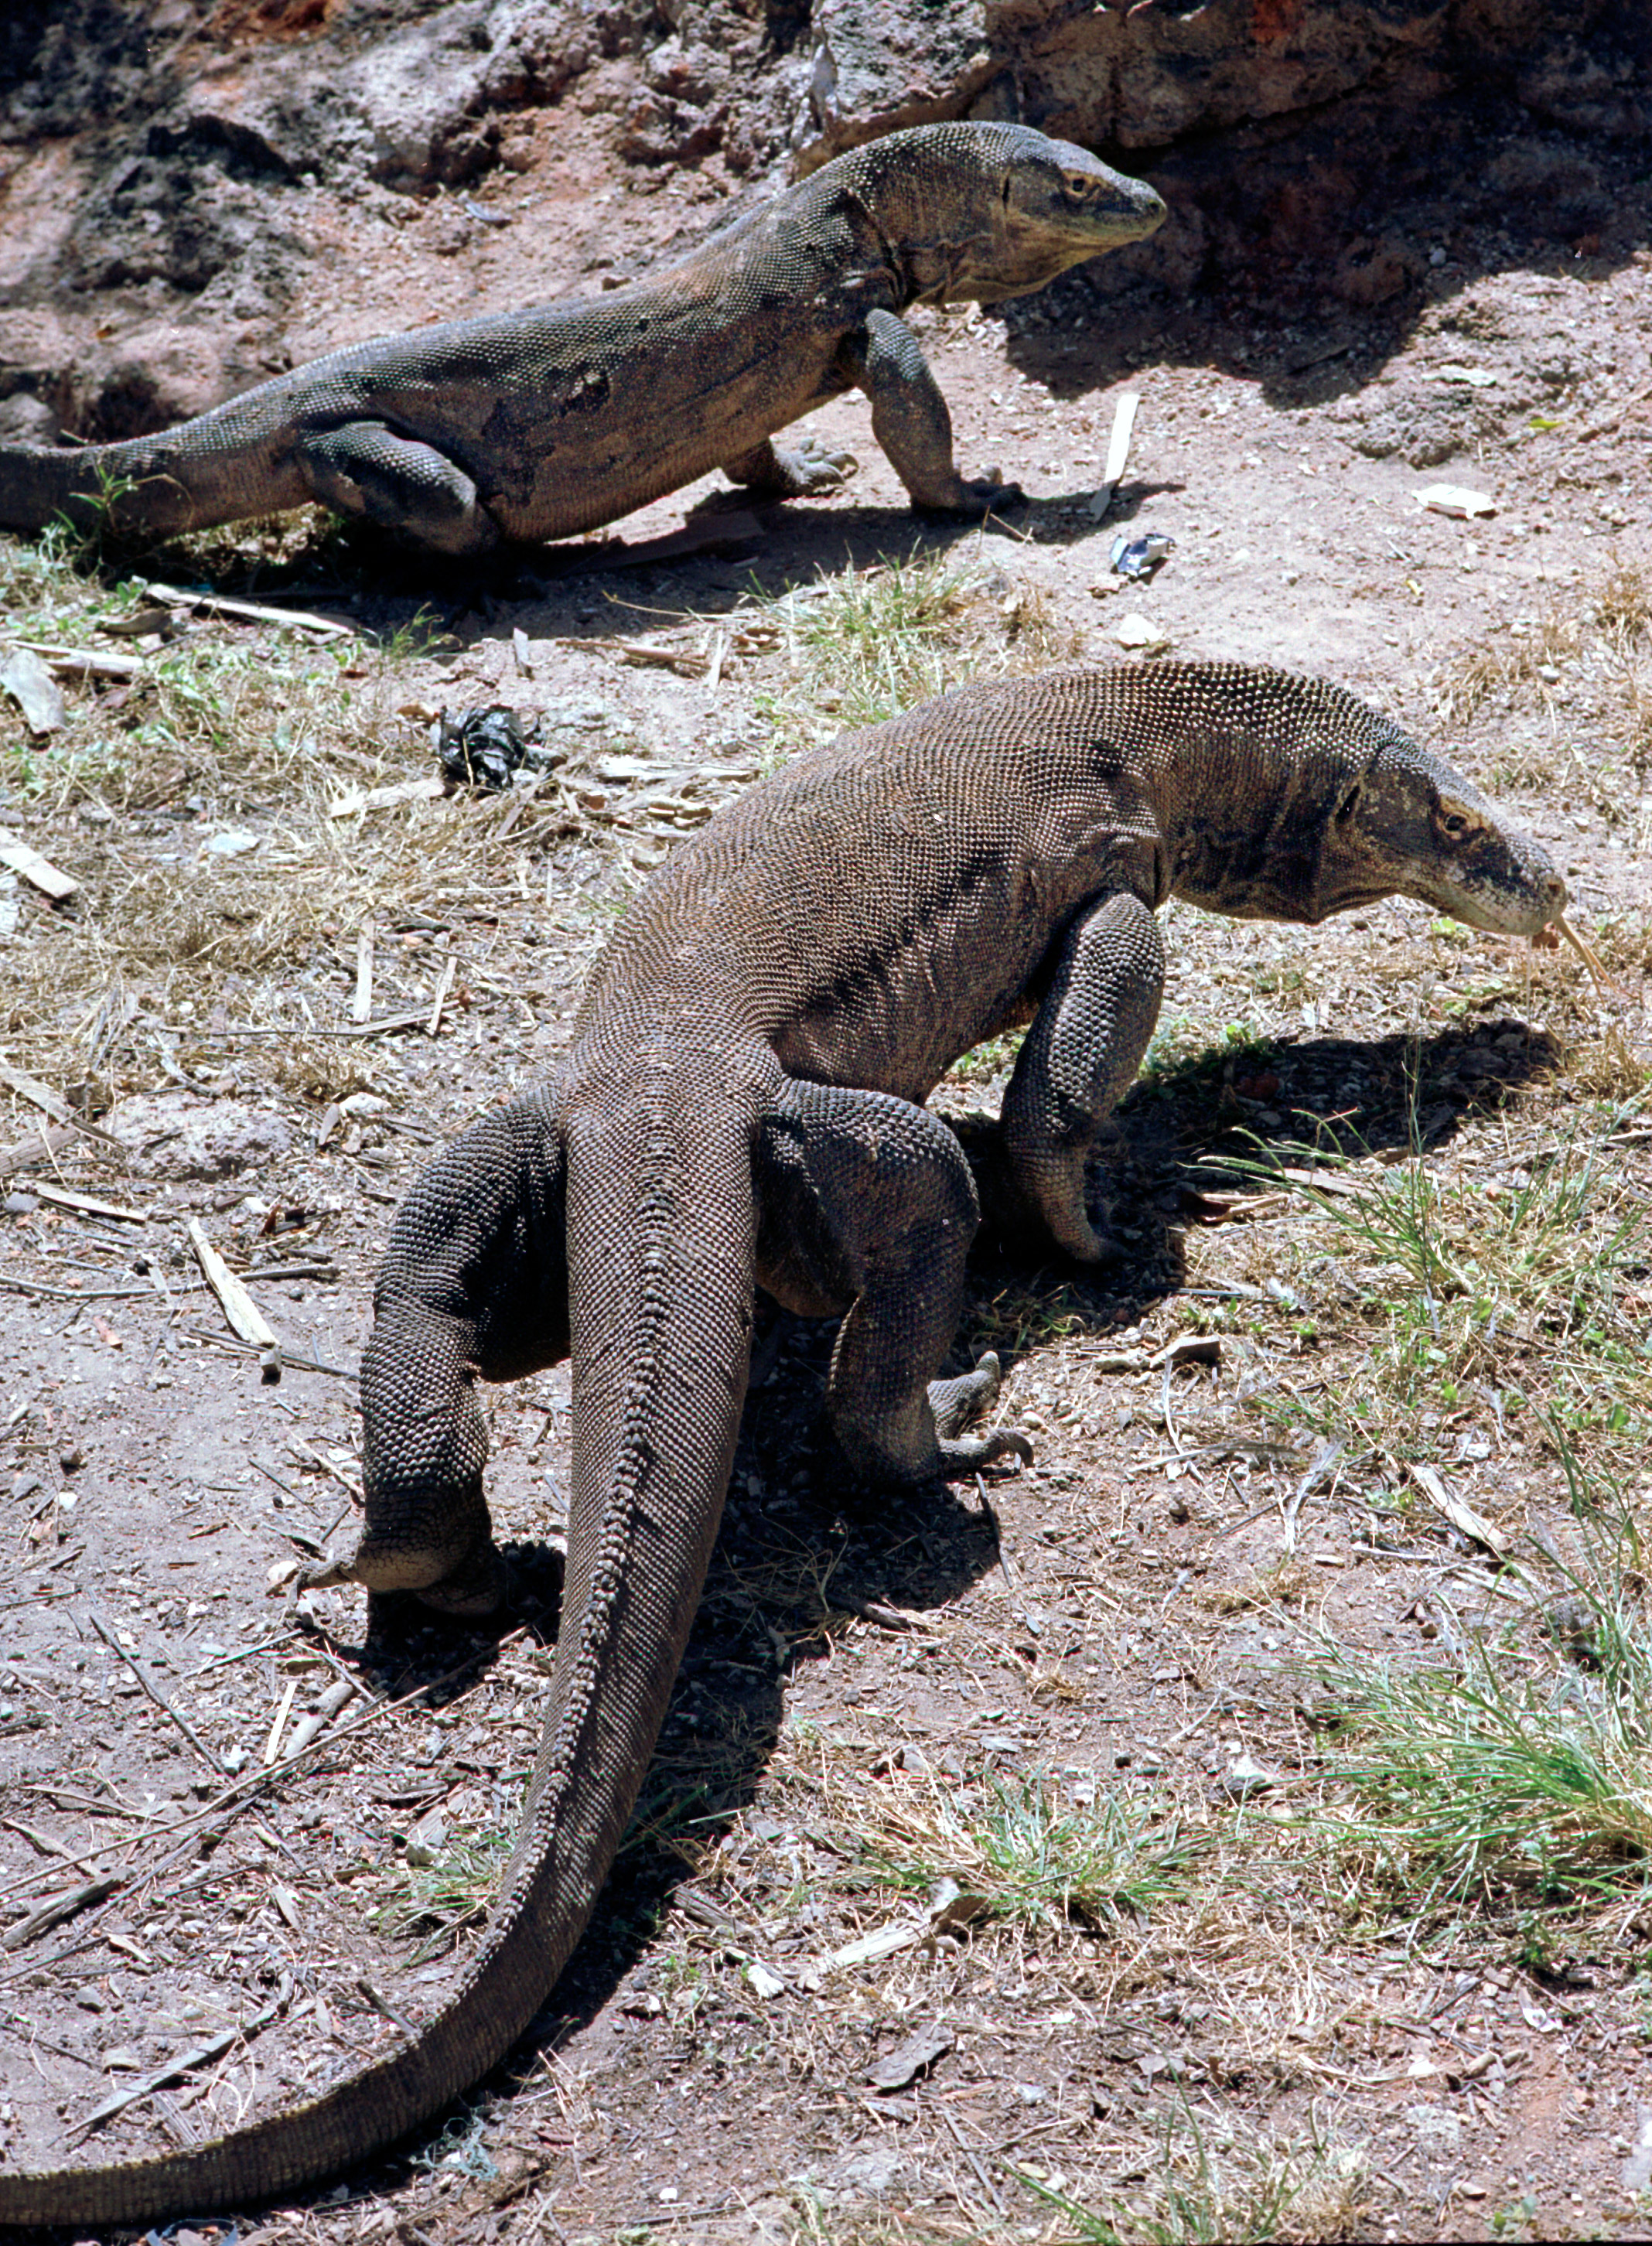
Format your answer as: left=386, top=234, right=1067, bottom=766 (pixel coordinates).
left=0, top=663, right=1564, bottom=2224
left=0, top=123, right=1164, bottom=558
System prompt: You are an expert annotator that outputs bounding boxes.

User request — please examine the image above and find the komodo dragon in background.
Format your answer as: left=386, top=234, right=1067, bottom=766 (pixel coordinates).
left=0, top=662, right=1565, bottom=2224
left=0, top=122, right=1164, bottom=558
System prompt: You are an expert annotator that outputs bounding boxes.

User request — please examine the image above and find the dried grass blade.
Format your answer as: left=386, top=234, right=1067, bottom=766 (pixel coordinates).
left=0, top=831, right=79, bottom=901
left=187, top=1217, right=278, bottom=1351
left=1555, top=912, right=1615, bottom=995
left=31, top=1181, right=145, bottom=1221
left=1408, top=1462, right=1507, bottom=1557
left=0, top=1057, right=73, bottom=1127
left=353, top=921, right=375, bottom=1023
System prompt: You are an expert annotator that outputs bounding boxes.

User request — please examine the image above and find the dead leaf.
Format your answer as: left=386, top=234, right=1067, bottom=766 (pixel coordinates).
left=0, top=648, right=67, bottom=735
left=867, top=2022, right=954, bottom=2092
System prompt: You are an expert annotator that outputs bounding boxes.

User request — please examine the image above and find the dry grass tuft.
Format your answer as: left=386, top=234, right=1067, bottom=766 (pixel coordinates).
left=1017, top=2104, right=1370, bottom=2245
left=1309, top=1517, right=1652, bottom=1913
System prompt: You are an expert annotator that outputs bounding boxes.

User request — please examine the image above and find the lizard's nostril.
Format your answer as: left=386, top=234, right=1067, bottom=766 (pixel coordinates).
left=1544, top=873, right=1568, bottom=913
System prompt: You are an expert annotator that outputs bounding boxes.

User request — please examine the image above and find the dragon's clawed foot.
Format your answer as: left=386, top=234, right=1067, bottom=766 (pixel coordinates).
left=929, top=1350, right=1033, bottom=1473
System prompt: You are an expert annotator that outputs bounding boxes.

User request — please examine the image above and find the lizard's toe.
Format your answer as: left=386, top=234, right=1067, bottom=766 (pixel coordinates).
left=789, top=439, right=859, bottom=491
left=937, top=1425, right=1033, bottom=1474
left=927, top=1350, right=1003, bottom=1439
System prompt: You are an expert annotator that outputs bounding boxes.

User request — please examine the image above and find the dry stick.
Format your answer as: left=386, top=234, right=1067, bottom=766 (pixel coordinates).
left=27, top=1179, right=141, bottom=1218
left=188, top=1216, right=280, bottom=1385
left=942, top=2104, right=1008, bottom=2215
left=1, top=1874, right=122, bottom=1953
left=353, top=920, right=375, bottom=1023
left=0, top=1273, right=202, bottom=1304
left=0, top=1055, right=73, bottom=1128
left=0, top=1625, right=534, bottom=1908
left=173, top=1323, right=350, bottom=1379
left=1553, top=911, right=1615, bottom=996
left=264, top=1672, right=301, bottom=1766
left=145, top=579, right=354, bottom=640
left=427, top=951, right=457, bottom=1037
left=0, top=1123, right=78, bottom=1178
left=88, top=1609, right=230, bottom=1776
left=71, top=1988, right=287, bottom=2139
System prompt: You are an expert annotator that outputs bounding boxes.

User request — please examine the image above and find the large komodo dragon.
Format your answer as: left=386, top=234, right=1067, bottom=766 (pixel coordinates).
left=0, top=122, right=1164, bottom=557
left=0, top=663, right=1564, bottom=2225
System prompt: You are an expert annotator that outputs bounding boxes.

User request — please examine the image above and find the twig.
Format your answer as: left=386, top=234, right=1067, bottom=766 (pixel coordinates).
left=88, top=1609, right=229, bottom=1776
left=0, top=1625, right=533, bottom=1906
left=943, top=2105, right=1007, bottom=2214
left=0, top=1273, right=200, bottom=1303
left=264, top=1672, right=301, bottom=1765
left=1, top=1874, right=121, bottom=1952
left=353, top=920, right=375, bottom=1022
left=70, top=1988, right=286, bottom=2138
left=173, top=1323, right=350, bottom=1379
left=355, top=1976, right=418, bottom=2035
left=188, top=1216, right=279, bottom=1369
left=145, top=579, right=355, bottom=640
left=1554, top=912, right=1616, bottom=997
left=1282, top=1438, right=1346, bottom=1553
left=831, top=1592, right=926, bottom=1633
left=0, top=1055, right=73, bottom=1127
left=427, top=951, right=457, bottom=1037
left=29, top=1179, right=144, bottom=1220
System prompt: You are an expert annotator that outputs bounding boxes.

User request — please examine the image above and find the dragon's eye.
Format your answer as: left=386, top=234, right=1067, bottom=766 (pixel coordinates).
left=1062, top=170, right=1093, bottom=198
left=1439, top=805, right=1471, bottom=838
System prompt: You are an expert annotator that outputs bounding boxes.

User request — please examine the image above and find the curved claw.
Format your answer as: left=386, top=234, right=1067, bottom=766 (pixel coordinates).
left=790, top=439, right=859, bottom=490
left=913, top=476, right=1026, bottom=521
left=938, top=1423, right=1033, bottom=1475
left=926, top=1350, right=1032, bottom=1474
left=769, top=439, right=860, bottom=497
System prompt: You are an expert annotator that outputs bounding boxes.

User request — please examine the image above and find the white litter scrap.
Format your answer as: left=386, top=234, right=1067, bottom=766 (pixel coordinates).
left=1087, top=391, right=1141, bottom=518
left=1417, top=484, right=1496, bottom=519
left=0, top=831, right=79, bottom=901
left=0, top=648, right=67, bottom=736
left=1114, top=612, right=1172, bottom=654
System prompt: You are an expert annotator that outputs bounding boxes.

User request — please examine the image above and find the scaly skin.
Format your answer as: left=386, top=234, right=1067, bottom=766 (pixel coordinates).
left=0, top=664, right=1564, bottom=2224
left=0, top=123, right=1166, bottom=557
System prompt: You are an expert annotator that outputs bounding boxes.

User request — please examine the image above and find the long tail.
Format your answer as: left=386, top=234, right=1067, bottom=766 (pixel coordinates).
left=0, top=404, right=309, bottom=542
left=0, top=1071, right=758, bottom=2224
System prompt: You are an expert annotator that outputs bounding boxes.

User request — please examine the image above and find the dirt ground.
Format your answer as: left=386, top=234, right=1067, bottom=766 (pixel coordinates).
left=2, top=50, right=1651, bottom=2246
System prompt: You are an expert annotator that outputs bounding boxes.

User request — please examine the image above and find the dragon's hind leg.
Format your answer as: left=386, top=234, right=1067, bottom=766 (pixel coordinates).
left=297, top=420, right=503, bottom=557
left=755, top=1077, right=1030, bottom=1482
left=303, top=1097, right=571, bottom=1615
